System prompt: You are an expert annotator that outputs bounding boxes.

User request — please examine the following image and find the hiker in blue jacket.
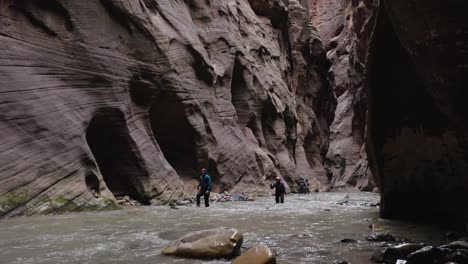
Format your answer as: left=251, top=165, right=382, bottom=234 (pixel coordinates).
left=196, top=168, right=212, bottom=207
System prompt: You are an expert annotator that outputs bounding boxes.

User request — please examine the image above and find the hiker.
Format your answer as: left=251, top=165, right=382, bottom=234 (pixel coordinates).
left=270, top=176, right=286, bottom=203
left=196, top=168, right=212, bottom=207
left=298, top=179, right=306, bottom=194
left=305, top=179, right=310, bottom=194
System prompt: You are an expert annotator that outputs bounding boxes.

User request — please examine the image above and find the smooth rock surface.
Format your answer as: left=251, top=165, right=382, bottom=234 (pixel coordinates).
left=161, top=227, right=243, bottom=259
left=232, top=245, right=276, bottom=264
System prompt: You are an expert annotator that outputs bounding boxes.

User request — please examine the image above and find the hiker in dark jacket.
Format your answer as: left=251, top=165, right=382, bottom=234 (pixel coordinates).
left=197, top=168, right=212, bottom=207
left=270, top=176, right=286, bottom=203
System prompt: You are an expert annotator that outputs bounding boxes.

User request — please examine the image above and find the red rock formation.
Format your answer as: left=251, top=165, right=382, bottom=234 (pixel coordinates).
left=0, top=0, right=335, bottom=216
left=307, top=0, right=378, bottom=190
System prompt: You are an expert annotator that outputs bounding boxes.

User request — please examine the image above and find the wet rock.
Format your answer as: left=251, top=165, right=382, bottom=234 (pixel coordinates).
left=169, top=205, right=179, bottom=209
left=367, top=233, right=396, bottom=242
left=333, top=261, right=349, bottom=264
left=369, top=223, right=383, bottom=232
left=337, top=198, right=349, bottom=205
left=340, top=238, right=358, bottom=243
left=395, top=260, right=407, bottom=264
left=383, top=243, right=425, bottom=264
left=405, top=246, right=445, bottom=264
left=231, top=194, right=248, bottom=202
left=444, top=249, right=468, bottom=264
left=161, top=227, right=243, bottom=259
left=446, top=232, right=461, bottom=242
left=232, top=245, right=276, bottom=264
left=441, top=241, right=468, bottom=251
left=373, top=187, right=380, bottom=193
left=176, top=200, right=191, bottom=206
left=371, top=248, right=385, bottom=263
left=247, top=194, right=256, bottom=201
left=210, top=193, right=222, bottom=202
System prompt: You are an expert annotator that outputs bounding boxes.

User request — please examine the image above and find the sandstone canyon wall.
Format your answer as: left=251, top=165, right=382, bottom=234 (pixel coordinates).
left=307, top=0, right=378, bottom=191
left=0, top=0, right=335, bottom=217
left=368, top=0, right=468, bottom=221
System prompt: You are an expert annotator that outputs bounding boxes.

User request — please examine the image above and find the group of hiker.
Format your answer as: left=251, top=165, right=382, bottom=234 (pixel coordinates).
left=196, top=168, right=311, bottom=206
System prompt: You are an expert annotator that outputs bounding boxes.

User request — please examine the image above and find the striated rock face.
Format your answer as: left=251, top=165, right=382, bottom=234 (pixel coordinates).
left=0, top=0, right=335, bottom=216
left=307, top=0, right=378, bottom=190
left=368, top=0, right=468, bottom=221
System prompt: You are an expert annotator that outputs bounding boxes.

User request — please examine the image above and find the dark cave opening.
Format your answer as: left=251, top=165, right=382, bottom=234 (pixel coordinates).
left=150, top=95, right=198, bottom=181
left=86, top=108, right=150, bottom=205
left=85, top=173, right=100, bottom=197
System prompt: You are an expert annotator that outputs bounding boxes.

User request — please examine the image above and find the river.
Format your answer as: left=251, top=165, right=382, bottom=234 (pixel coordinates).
left=0, top=192, right=448, bottom=264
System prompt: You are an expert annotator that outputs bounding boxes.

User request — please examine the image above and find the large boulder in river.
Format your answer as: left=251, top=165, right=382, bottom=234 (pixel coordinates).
left=232, top=245, right=276, bottom=264
left=161, top=227, right=243, bottom=259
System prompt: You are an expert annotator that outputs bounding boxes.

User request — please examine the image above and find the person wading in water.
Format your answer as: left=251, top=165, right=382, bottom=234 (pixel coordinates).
left=270, top=176, right=286, bottom=203
left=196, top=168, right=212, bottom=207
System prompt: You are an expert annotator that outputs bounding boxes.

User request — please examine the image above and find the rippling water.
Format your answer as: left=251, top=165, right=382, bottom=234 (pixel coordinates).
left=0, top=192, right=448, bottom=264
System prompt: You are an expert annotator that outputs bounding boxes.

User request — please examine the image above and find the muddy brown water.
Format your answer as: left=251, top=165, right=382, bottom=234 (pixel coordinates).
left=0, top=192, right=449, bottom=264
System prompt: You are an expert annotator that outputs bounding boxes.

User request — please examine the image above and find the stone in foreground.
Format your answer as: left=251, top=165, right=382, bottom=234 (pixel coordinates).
left=232, top=245, right=276, bottom=264
left=161, top=228, right=242, bottom=259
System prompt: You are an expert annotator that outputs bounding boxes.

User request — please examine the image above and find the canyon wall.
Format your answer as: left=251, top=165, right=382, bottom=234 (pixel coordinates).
left=368, top=0, right=468, bottom=221
left=0, top=0, right=335, bottom=217
left=307, top=0, right=378, bottom=190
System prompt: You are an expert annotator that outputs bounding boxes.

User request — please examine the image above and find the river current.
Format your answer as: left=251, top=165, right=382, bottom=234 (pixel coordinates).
left=0, top=192, right=448, bottom=264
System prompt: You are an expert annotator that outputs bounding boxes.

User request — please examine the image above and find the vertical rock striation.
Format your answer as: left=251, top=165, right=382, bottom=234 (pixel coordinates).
left=306, top=0, right=378, bottom=190
left=0, top=0, right=335, bottom=216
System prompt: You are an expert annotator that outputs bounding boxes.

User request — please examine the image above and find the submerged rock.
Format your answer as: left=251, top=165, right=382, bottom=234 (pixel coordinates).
left=161, top=227, right=243, bottom=259
left=405, top=246, right=446, bottom=264
left=444, top=249, right=468, bottom=263
left=232, top=245, right=276, bottom=264
left=366, top=233, right=396, bottom=242
left=441, top=241, right=468, bottom=251
left=340, top=238, right=358, bottom=243
left=383, top=243, right=425, bottom=264
left=231, top=194, right=248, bottom=202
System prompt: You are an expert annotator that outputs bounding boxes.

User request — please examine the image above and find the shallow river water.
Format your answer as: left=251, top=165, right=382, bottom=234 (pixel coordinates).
left=0, top=192, right=448, bottom=264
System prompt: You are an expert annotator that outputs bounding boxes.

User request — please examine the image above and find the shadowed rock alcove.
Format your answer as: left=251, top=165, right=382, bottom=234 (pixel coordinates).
left=86, top=108, right=150, bottom=204
left=368, top=2, right=468, bottom=222
left=150, top=96, right=199, bottom=182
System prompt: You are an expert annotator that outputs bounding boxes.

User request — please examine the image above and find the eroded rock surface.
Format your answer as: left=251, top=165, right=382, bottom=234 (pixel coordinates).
left=0, top=0, right=335, bottom=216
left=307, top=0, right=378, bottom=190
